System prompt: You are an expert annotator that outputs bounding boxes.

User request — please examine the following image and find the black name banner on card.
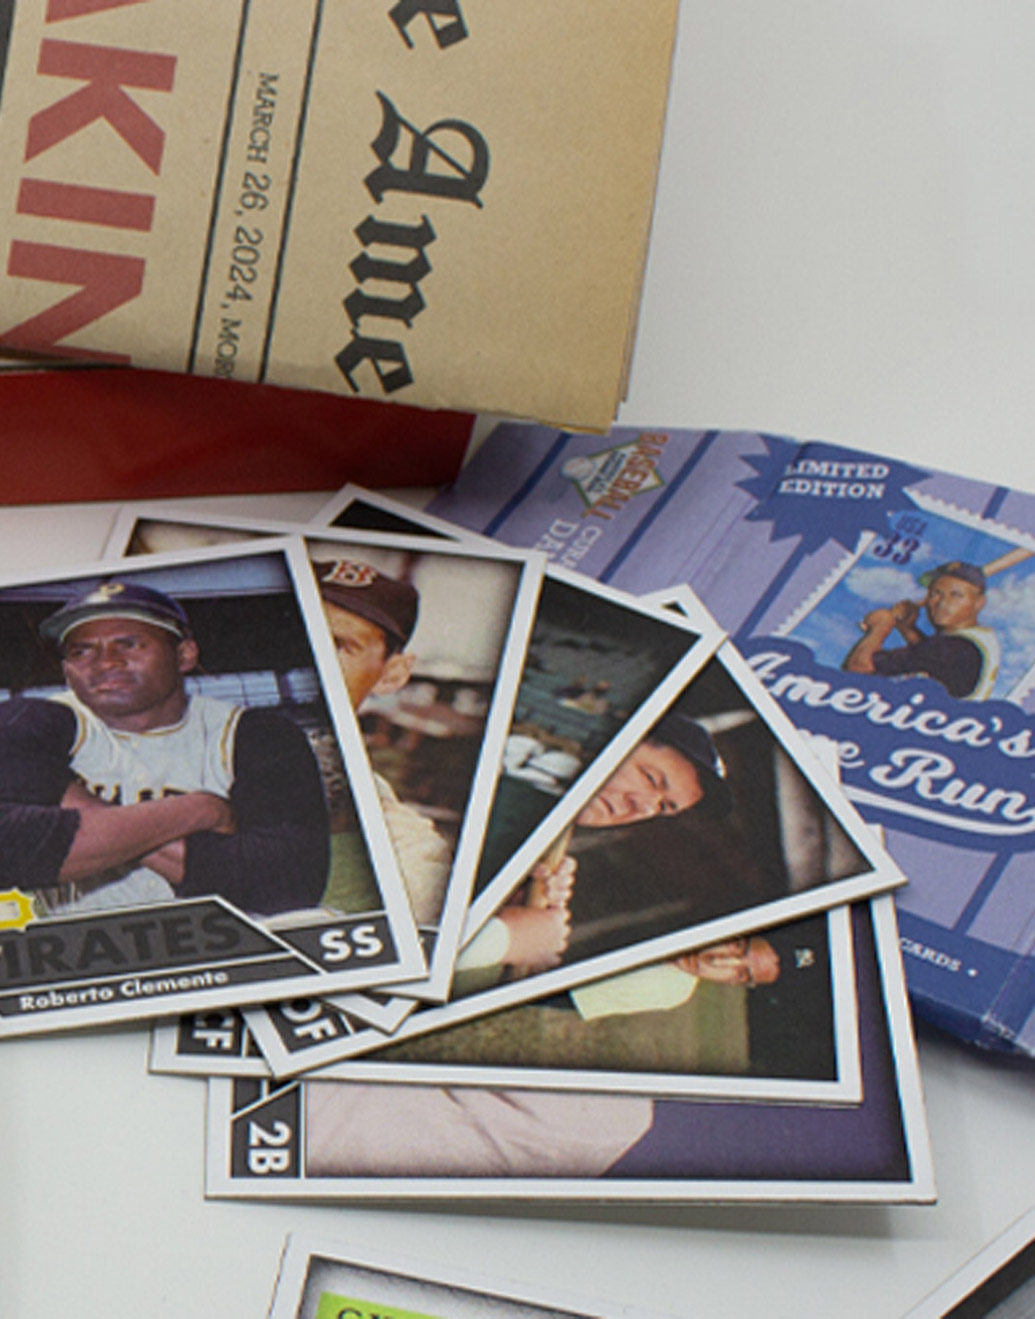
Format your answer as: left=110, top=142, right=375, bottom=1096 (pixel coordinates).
left=0, top=899, right=322, bottom=1017
left=273, top=914, right=397, bottom=971
left=176, top=1008, right=249, bottom=1059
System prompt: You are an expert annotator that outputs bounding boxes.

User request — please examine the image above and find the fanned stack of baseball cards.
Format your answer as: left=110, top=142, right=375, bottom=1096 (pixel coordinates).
left=17, top=478, right=929, bottom=1206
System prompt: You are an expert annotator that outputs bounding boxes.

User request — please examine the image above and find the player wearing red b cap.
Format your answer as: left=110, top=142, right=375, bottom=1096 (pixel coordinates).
left=313, top=559, right=452, bottom=927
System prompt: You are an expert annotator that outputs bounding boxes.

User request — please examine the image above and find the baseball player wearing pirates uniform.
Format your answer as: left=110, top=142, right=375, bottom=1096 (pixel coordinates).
left=870, top=621, right=1000, bottom=701
left=845, top=560, right=1001, bottom=701
left=0, top=580, right=329, bottom=916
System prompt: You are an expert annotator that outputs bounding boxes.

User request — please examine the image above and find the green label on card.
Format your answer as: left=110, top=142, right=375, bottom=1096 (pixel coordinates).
left=315, top=1293, right=443, bottom=1319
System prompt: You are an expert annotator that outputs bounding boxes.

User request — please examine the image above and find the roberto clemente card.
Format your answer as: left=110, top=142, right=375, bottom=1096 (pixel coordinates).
left=0, top=535, right=423, bottom=1035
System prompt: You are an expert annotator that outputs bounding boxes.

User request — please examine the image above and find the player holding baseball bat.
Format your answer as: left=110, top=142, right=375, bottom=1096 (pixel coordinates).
left=842, top=553, right=1031, bottom=700
left=458, top=710, right=733, bottom=980
left=506, top=822, right=576, bottom=981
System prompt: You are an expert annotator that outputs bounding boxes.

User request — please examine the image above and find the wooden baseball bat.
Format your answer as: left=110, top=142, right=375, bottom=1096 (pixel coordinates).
left=506, top=821, right=577, bottom=981
left=982, top=546, right=1034, bottom=578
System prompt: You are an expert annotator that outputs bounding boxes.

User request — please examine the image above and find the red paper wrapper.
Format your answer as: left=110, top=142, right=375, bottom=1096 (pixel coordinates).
left=0, top=367, right=472, bottom=504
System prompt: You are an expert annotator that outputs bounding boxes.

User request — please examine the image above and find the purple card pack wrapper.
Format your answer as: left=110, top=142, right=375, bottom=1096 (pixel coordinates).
left=431, top=424, right=1035, bottom=1058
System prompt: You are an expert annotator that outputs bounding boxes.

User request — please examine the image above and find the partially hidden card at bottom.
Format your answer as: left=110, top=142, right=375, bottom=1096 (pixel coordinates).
left=153, top=905, right=860, bottom=1110
left=204, top=894, right=935, bottom=1204
left=268, top=1233, right=679, bottom=1319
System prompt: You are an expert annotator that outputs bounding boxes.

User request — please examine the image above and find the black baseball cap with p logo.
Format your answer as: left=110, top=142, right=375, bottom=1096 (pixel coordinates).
left=40, top=581, right=192, bottom=648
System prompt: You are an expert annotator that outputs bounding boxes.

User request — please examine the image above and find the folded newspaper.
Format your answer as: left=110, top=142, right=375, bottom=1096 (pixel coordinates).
left=0, top=1, right=679, bottom=430
left=431, top=423, right=1035, bottom=1058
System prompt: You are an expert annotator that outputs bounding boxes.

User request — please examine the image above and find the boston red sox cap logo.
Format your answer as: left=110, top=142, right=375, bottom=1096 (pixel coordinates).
left=312, top=558, right=419, bottom=648
left=320, top=560, right=380, bottom=589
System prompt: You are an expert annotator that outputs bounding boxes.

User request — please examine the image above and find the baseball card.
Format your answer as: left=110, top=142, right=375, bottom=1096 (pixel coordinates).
left=108, top=509, right=551, bottom=999
left=247, top=907, right=863, bottom=1109
left=204, top=896, right=935, bottom=1204
left=154, top=907, right=861, bottom=1110
left=311, top=482, right=498, bottom=545
left=266, top=1235, right=679, bottom=1319
left=0, top=536, right=426, bottom=1036
left=267, top=1235, right=679, bottom=1319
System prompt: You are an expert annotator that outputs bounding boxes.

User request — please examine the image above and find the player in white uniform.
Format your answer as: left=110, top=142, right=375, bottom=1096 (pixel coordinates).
left=48, top=686, right=245, bottom=911
left=0, top=580, right=329, bottom=915
left=313, top=559, right=452, bottom=926
left=843, top=560, right=1001, bottom=700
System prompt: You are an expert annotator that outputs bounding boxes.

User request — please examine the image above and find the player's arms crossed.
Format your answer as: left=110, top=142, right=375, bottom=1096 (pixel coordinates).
left=0, top=698, right=80, bottom=888
left=0, top=699, right=330, bottom=914
left=0, top=697, right=233, bottom=888
left=61, top=779, right=231, bottom=884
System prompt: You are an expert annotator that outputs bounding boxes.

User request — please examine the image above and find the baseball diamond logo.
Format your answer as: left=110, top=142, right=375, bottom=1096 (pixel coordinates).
left=560, top=435, right=667, bottom=513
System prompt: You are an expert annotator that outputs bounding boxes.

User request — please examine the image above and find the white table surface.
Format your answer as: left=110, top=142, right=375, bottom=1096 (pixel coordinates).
left=3, top=4, right=1035, bottom=1315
